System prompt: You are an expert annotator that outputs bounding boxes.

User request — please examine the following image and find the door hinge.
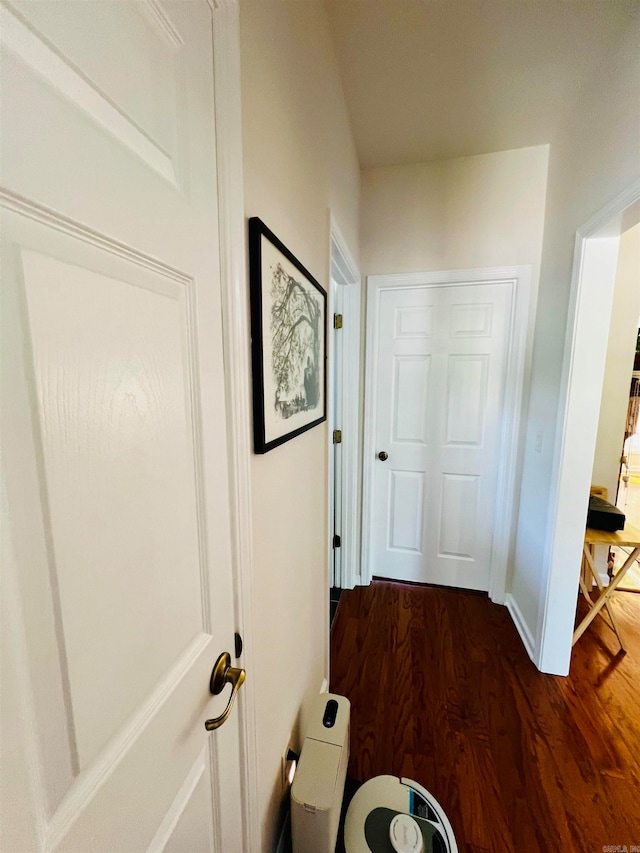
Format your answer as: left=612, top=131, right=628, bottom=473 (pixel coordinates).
left=333, top=429, right=342, bottom=444
left=334, top=313, right=343, bottom=329
left=333, top=534, right=341, bottom=549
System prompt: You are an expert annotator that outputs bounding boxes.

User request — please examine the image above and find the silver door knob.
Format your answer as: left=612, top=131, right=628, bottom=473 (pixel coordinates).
left=378, top=451, right=388, bottom=461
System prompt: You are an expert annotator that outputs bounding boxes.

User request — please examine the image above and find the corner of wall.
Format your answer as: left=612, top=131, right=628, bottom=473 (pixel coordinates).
left=239, top=4, right=360, bottom=850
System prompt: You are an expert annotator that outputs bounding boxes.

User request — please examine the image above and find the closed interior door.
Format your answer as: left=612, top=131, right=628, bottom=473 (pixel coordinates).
left=370, top=282, right=512, bottom=590
left=0, top=2, right=242, bottom=851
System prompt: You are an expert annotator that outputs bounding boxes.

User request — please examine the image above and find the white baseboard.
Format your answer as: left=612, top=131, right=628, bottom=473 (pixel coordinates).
left=505, top=593, right=536, bottom=662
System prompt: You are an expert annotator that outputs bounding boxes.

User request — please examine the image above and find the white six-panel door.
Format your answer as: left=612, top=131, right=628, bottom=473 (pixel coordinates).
left=369, top=282, right=512, bottom=590
left=0, top=2, right=243, bottom=851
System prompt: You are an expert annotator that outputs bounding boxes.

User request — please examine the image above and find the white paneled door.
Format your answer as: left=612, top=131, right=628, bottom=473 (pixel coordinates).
left=369, top=282, right=512, bottom=590
left=1, top=2, right=243, bottom=852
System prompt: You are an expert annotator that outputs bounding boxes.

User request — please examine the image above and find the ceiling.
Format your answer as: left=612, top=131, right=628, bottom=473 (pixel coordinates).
left=325, top=0, right=637, bottom=167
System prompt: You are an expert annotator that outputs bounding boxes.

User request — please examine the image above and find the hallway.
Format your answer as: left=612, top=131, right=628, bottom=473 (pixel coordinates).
left=330, top=580, right=640, bottom=851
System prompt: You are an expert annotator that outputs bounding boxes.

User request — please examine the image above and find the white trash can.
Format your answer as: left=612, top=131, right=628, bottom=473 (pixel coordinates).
left=291, top=693, right=350, bottom=853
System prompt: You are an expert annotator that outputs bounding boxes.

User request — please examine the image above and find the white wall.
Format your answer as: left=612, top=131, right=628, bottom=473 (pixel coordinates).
left=592, top=224, right=640, bottom=500
left=239, top=3, right=359, bottom=850
left=512, top=14, right=640, bottom=663
left=361, top=145, right=549, bottom=276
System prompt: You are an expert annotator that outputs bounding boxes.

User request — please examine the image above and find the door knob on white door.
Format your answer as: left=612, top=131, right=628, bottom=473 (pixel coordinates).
left=378, top=451, right=389, bottom=461
left=205, top=652, right=246, bottom=731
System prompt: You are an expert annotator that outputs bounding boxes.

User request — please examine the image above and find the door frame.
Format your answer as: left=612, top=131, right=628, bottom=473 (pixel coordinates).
left=362, top=266, right=533, bottom=602
left=537, top=179, right=640, bottom=675
left=328, top=216, right=362, bottom=589
left=329, top=275, right=344, bottom=589
left=211, top=5, right=260, bottom=849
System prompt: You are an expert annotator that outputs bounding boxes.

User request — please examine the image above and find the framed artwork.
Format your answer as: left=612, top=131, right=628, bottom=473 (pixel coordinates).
left=248, top=217, right=327, bottom=454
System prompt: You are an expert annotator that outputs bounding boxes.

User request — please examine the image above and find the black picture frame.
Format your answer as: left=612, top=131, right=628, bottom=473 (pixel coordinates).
left=248, top=217, right=327, bottom=454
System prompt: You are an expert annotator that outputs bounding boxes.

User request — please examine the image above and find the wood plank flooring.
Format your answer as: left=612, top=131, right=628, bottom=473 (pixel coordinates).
left=330, top=580, right=640, bottom=852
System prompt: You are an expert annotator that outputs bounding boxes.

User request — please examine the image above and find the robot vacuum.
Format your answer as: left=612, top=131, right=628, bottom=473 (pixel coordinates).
left=343, top=775, right=458, bottom=853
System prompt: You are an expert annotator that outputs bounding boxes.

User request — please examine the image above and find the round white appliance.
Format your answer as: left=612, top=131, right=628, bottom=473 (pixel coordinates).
left=343, top=775, right=458, bottom=853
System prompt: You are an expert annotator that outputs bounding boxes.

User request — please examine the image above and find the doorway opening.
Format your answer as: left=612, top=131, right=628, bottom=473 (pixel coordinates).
left=539, top=182, right=640, bottom=675
left=616, top=341, right=640, bottom=525
left=612, top=366, right=640, bottom=592
left=328, top=219, right=361, bottom=624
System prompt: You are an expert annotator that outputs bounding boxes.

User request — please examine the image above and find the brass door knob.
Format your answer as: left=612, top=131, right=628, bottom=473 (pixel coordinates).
left=204, top=652, right=246, bottom=731
left=378, top=451, right=389, bottom=461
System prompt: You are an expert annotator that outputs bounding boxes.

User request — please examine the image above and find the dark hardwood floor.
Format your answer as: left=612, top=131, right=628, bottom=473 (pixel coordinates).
left=330, top=580, right=640, bottom=852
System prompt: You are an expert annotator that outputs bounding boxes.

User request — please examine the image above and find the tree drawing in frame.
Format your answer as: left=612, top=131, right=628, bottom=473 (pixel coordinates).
left=249, top=217, right=326, bottom=453
left=270, top=261, right=321, bottom=420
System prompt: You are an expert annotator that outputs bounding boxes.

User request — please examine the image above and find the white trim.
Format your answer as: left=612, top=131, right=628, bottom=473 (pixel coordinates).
left=369, top=266, right=530, bottom=288
left=0, top=189, right=190, bottom=283
left=0, top=4, right=178, bottom=186
left=47, top=635, right=211, bottom=849
left=342, top=276, right=363, bottom=588
left=211, top=5, right=260, bottom=851
left=361, top=278, right=380, bottom=585
left=537, top=179, right=640, bottom=675
left=145, top=753, right=206, bottom=853
left=362, top=265, right=532, bottom=605
left=1, top=495, right=49, bottom=850
left=330, top=218, right=359, bottom=287
left=328, top=275, right=341, bottom=589
left=505, top=594, right=535, bottom=661
left=329, top=217, right=362, bottom=591
left=489, top=267, right=532, bottom=604
left=138, top=0, right=184, bottom=48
